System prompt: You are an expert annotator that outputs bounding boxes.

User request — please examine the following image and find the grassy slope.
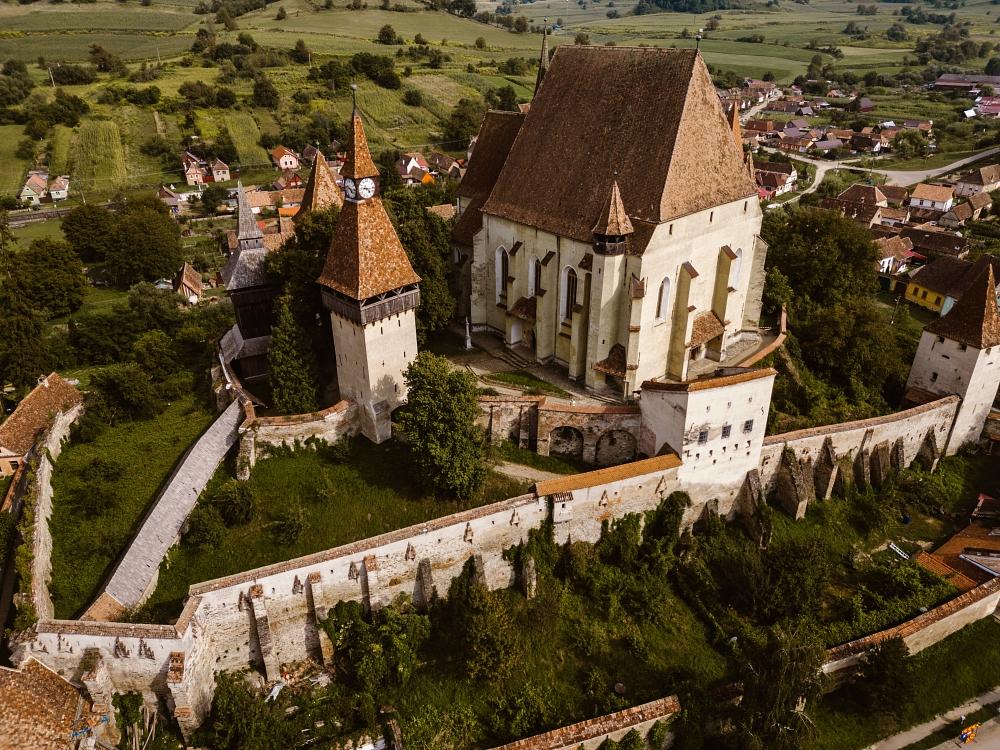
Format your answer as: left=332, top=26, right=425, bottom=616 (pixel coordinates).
left=0, top=124, right=30, bottom=195
left=48, top=396, right=214, bottom=619
left=139, top=440, right=530, bottom=622
left=73, top=119, right=127, bottom=196
left=224, top=112, right=270, bottom=168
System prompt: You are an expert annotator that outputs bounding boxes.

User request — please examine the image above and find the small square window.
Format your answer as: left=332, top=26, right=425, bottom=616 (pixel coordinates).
left=743, top=419, right=754, bottom=433
left=722, top=424, right=732, bottom=439
left=698, top=430, right=709, bottom=445
left=930, top=372, right=938, bottom=382
left=937, top=336, right=945, bottom=344
left=959, top=343, right=967, bottom=351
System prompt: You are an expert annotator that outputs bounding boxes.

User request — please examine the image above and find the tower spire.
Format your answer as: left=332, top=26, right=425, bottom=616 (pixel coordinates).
left=534, top=19, right=550, bottom=96
left=728, top=101, right=741, bottom=149
left=235, top=180, right=263, bottom=242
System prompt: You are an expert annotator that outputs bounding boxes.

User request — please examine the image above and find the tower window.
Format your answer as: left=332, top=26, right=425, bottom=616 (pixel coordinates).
left=931, top=372, right=938, bottom=382
left=698, top=430, right=708, bottom=444
left=743, top=419, right=754, bottom=433
left=722, top=424, right=731, bottom=439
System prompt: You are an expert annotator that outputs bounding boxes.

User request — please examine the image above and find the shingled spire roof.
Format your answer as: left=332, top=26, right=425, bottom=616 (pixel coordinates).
left=925, top=258, right=1000, bottom=349
left=340, top=110, right=379, bottom=180
left=535, top=21, right=550, bottom=95
left=296, top=151, right=343, bottom=220
left=236, top=181, right=263, bottom=240
left=593, top=179, right=633, bottom=236
left=744, top=149, right=755, bottom=182
left=317, top=113, right=420, bottom=301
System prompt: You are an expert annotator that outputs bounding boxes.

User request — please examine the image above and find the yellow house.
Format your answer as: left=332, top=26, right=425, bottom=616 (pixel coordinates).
left=905, top=256, right=1000, bottom=315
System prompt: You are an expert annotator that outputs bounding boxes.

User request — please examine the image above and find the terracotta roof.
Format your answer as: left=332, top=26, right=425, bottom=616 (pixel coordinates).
left=944, top=202, right=974, bottom=224
left=426, top=203, right=456, bottom=221
left=880, top=206, right=909, bottom=222
left=752, top=159, right=794, bottom=175
left=482, top=47, right=756, bottom=245
left=686, top=311, right=725, bottom=347
left=925, top=259, right=1000, bottom=349
left=318, top=114, right=420, bottom=300
left=924, top=521, right=1000, bottom=585
left=340, top=113, right=379, bottom=181
left=174, top=262, right=203, bottom=297
left=0, top=373, right=81, bottom=457
left=819, top=197, right=881, bottom=226
left=263, top=231, right=294, bottom=251
left=838, top=183, right=887, bottom=205
left=910, top=255, right=998, bottom=297
left=875, top=235, right=914, bottom=260
left=969, top=191, right=993, bottom=210
left=899, top=227, right=967, bottom=257
left=593, top=180, right=634, bottom=236
left=509, top=295, right=537, bottom=321
left=453, top=111, right=525, bottom=246
left=879, top=184, right=909, bottom=203
left=593, top=342, right=627, bottom=377
left=959, top=164, right=1000, bottom=186
left=0, top=657, right=88, bottom=750
left=296, top=151, right=343, bottom=219
left=912, top=183, right=954, bottom=203
left=913, top=551, right=978, bottom=592
left=641, top=366, right=776, bottom=393
left=535, top=452, right=682, bottom=496
left=271, top=145, right=297, bottom=161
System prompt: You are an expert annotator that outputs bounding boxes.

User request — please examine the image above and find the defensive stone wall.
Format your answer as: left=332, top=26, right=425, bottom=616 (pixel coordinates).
left=824, top=577, right=1000, bottom=674
left=758, top=396, right=960, bottom=518
left=487, top=695, right=681, bottom=750
left=476, top=395, right=643, bottom=465
left=30, top=404, right=84, bottom=621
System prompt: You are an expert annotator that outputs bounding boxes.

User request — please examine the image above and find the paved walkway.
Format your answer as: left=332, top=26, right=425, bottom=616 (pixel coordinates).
left=493, top=461, right=564, bottom=484
left=866, top=687, right=1000, bottom=750
left=84, top=399, right=242, bottom=618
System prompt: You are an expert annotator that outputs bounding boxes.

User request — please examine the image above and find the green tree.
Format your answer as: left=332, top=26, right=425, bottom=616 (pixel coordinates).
left=200, top=184, right=228, bottom=213
left=731, top=624, right=826, bottom=750
left=131, top=330, right=178, bottom=381
left=855, top=637, right=914, bottom=718
left=275, top=4, right=287, bottom=19
left=187, top=504, right=226, bottom=549
left=463, top=582, right=521, bottom=681
left=378, top=24, right=400, bottom=44
left=291, top=38, right=311, bottom=64
left=268, top=293, right=319, bottom=415
left=987, top=56, right=1000, bottom=76
left=8, top=239, right=86, bottom=318
left=443, top=97, right=485, bottom=145
left=61, top=203, right=116, bottom=263
left=892, top=130, right=929, bottom=160
left=103, top=207, right=182, bottom=287
left=0, top=287, right=49, bottom=389
left=88, top=363, right=161, bottom=422
left=213, top=479, right=257, bottom=525
left=274, top=501, right=309, bottom=544
left=252, top=75, right=280, bottom=108
left=397, top=352, right=486, bottom=497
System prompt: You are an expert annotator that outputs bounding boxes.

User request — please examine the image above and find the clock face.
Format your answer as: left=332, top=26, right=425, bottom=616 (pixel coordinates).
left=358, top=177, right=376, bottom=199
left=343, top=178, right=356, bottom=199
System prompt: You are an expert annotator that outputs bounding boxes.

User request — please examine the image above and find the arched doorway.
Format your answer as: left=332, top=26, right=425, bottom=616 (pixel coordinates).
left=549, top=426, right=584, bottom=459
left=595, top=429, right=637, bottom=466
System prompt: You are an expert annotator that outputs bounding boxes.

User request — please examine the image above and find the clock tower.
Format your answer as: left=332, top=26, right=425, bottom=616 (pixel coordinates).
left=317, top=109, right=421, bottom=442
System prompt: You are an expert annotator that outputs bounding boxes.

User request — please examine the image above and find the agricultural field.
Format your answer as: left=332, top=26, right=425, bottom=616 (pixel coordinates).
left=72, top=119, right=127, bottom=197
left=224, top=111, right=270, bottom=168
left=0, top=124, right=31, bottom=196
left=47, top=125, right=74, bottom=176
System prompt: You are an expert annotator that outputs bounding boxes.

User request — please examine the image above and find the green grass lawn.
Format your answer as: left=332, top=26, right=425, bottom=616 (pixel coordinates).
left=73, top=119, right=127, bottom=196
left=48, top=125, right=74, bottom=176
left=881, top=150, right=981, bottom=172
left=491, top=440, right=585, bottom=476
left=48, top=396, right=215, bottom=619
left=11, top=218, right=66, bottom=246
left=138, top=439, right=530, bottom=622
left=484, top=370, right=572, bottom=398
left=0, top=124, right=30, bottom=195
left=224, top=112, right=270, bottom=168
left=809, top=618, right=1000, bottom=750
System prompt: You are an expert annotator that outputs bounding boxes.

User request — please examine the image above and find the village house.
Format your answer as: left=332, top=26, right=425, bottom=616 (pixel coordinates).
left=955, top=165, right=1000, bottom=197
left=19, top=171, right=47, bottom=206
left=271, top=145, right=300, bottom=171
left=940, top=192, right=993, bottom=228
left=752, top=158, right=797, bottom=198
left=881, top=185, right=910, bottom=207
left=899, top=226, right=969, bottom=259
left=181, top=151, right=206, bottom=186
left=904, top=255, right=1000, bottom=315
left=935, top=73, right=1000, bottom=93
left=174, top=262, right=204, bottom=304
left=396, top=152, right=432, bottom=186
left=458, top=46, right=767, bottom=396
left=910, top=183, right=954, bottom=213
left=848, top=96, right=875, bottom=113
left=272, top=169, right=303, bottom=191
left=427, top=151, right=464, bottom=179
left=210, top=158, right=230, bottom=183
left=875, top=235, right=923, bottom=281
left=818, top=197, right=883, bottom=229
left=0, top=373, right=81, bottom=477
left=47, top=175, right=69, bottom=202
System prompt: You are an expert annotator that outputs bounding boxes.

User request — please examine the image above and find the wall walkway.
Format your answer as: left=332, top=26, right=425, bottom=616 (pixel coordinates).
left=81, top=399, right=242, bottom=621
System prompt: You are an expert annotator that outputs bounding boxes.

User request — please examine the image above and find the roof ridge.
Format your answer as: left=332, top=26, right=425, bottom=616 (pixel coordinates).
left=925, top=259, right=1000, bottom=348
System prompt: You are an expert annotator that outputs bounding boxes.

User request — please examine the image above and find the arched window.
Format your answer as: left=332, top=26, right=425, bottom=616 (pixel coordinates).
left=655, top=277, right=671, bottom=321
left=529, top=258, right=542, bottom=296
left=561, top=267, right=578, bottom=321
left=728, top=248, right=743, bottom=289
left=495, top=246, right=509, bottom=303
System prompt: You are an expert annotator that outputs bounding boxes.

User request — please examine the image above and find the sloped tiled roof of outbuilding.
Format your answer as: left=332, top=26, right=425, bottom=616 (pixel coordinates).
left=0, top=373, right=81, bottom=456
left=481, top=46, right=756, bottom=246
left=0, top=657, right=88, bottom=750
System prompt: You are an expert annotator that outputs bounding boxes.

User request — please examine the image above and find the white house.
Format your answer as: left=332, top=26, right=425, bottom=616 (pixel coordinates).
left=955, top=165, right=1000, bottom=197
left=910, top=183, right=954, bottom=212
left=48, top=175, right=69, bottom=201
left=211, top=159, right=230, bottom=183
left=19, top=171, right=47, bottom=206
left=271, top=146, right=299, bottom=171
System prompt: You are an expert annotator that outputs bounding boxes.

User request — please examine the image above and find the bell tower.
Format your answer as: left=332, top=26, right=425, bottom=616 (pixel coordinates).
left=317, top=107, right=421, bottom=442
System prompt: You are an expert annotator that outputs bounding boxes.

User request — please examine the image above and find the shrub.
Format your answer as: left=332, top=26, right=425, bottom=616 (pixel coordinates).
left=402, top=88, right=423, bottom=106
left=187, top=504, right=226, bottom=549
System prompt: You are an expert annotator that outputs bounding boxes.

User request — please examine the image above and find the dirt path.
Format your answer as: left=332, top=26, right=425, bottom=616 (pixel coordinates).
left=493, top=461, right=563, bottom=484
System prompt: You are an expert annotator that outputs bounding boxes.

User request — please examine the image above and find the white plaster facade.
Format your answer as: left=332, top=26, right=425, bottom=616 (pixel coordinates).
left=905, top=331, right=1000, bottom=453
left=470, top=196, right=767, bottom=396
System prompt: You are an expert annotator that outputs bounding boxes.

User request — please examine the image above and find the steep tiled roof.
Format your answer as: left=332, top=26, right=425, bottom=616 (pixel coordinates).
left=925, top=259, right=1000, bottom=348
left=340, top=113, right=379, bottom=181
left=899, top=227, right=967, bottom=257
left=911, top=183, right=954, bottom=203
left=453, top=110, right=525, bottom=247
left=969, top=191, right=993, bottom=210
left=426, top=203, right=456, bottom=221
left=221, top=247, right=269, bottom=290
left=910, top=255, right=999, bottom=297
left=874, top=235, right=914, bottom=260
left=880, top=185, right=910, bottom=205
left=236, top=182, right=263, bottom=240
left=686, top=311, right=725, bottom=347
left=318, top=113, right=420, bottom=300
left=296, top=151, right=343, bottom=220
left=0, top=657, right=87, bottom=750
left=593, top=180, right=634, bottom=236
left=482, top=47, right=756, bottom=245
left=0, top=373, right=81, bottom=457
left=174, top=262, right=203, bottom=297
left=593, top=342, right=627, bottom=377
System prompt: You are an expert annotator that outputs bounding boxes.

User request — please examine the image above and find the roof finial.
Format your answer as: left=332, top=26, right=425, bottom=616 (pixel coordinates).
left=535, top=19, right=550, bottom=97
left=350, top=83, right=358, bottom=119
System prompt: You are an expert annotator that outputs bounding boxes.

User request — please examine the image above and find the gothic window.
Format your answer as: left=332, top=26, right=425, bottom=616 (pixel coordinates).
left=561, top=267, right=577, bottom=322
left=655, top=277, right=671, bottom=321
left=495, top=246, right=509, bottom=303
left=729, top=248, right=743, bottom=288
left=530, top=258, right=543, bottom=297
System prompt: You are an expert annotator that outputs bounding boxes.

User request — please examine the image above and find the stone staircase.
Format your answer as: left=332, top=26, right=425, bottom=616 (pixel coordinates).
left=496, top=347, right=534, bottom=370
left=85, top=400, right=242, bottom=618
